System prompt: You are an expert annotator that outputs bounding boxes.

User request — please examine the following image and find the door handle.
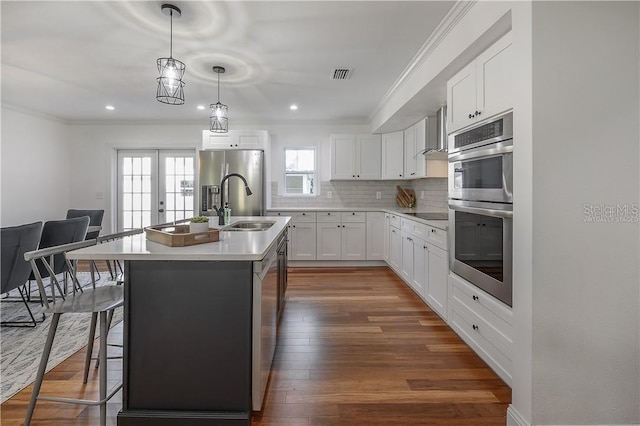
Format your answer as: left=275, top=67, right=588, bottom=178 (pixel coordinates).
left=159, top=208, right=165, bottom=213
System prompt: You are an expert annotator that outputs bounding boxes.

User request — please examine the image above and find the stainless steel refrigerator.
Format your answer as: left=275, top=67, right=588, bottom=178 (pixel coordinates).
left=198, top=150, right=265, bottom=217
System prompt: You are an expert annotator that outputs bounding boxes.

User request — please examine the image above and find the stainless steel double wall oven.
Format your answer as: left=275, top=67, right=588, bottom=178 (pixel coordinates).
left=448, top=111, right=513, bottom=306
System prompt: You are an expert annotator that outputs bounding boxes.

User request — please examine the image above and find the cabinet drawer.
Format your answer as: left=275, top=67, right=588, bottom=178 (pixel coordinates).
left=340, top=211, right=365, bottom=223
left=400, top=218, right=426, bottom=239
left=449, top=273, right=512, bottom=335
left=268, top=211, right=291, bottom=218
left=448, top=302, right=512, bottom=386
left=316, top=211, right=341, bottom=222
left=291, top=212, right=316, bottom=223
left=425, top=226, right=447, bottom=250
left=389, top=213, right=401, bottom=229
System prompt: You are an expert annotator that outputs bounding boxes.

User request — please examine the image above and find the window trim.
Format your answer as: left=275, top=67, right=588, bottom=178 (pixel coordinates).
left=283, top=146, right=318, bottom=197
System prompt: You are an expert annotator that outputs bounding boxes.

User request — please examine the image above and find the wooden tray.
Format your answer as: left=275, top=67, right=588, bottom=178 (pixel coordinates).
left=145, top=224, right=220, bottom=247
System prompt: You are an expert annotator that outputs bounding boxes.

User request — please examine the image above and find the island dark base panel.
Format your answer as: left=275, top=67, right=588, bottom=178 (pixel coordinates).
left=119, top=260, right=253, bottom=426
left=117, top=410, right=249, bottom=426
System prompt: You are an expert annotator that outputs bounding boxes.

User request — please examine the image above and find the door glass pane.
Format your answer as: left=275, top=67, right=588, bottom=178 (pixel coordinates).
left=162, top=156, right=195, bottom=221
left=120, top=154, right=154, bottom=230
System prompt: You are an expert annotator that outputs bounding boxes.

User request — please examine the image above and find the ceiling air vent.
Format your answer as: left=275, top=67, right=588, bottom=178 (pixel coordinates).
left=331, top=68, right=352, bottom=80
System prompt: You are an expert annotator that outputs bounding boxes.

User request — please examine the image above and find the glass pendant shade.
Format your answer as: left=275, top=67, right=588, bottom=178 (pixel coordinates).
left=210, top=101, right=228, bottom=133
left=156, top=57, right=185, bottom=105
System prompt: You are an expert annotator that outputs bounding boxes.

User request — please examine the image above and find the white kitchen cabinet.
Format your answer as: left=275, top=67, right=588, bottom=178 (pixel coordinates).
left=448, top=272, right=513, bottom=386
left=342, top=222, right=366, bottom=261
left=424, top=243, right=448, bottom=319
left=330, top=134, right=381, bottom=180
left=388, top=224, right=402, bottom=272
left=316, top=211, right=341, bottom=260
left=366, top=212, right=385, bottom=260
left=202, top=129, right=269, bottom=150
left=381, top=131, right=404, bottom=180
left=383, top=213, right=391, bottom=263
left=400, top=231, right=414, bottom=284
left=403, top=119, right=427, bottom=179
left=290, top=212, right=317, bottom=260
left=447, top=32, right=512, bottom=133
left=410, top=237, right=426, bottom=295
left=316, top=211, right=366, bottom=260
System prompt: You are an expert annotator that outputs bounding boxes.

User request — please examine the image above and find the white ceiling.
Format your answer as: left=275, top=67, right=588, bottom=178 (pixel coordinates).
left=1, top=1, right=455, bottom=126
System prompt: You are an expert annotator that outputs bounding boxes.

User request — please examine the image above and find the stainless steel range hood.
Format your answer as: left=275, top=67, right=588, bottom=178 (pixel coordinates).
left=416, top=106, right=447, bottom=157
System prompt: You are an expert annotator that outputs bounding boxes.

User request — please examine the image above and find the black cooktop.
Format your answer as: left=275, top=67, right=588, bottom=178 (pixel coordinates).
left=405, top=212, right=449, bottom=221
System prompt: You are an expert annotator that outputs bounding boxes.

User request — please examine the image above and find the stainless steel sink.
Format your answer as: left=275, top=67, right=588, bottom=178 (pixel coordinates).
left=224, top=221, right=275, bottom=231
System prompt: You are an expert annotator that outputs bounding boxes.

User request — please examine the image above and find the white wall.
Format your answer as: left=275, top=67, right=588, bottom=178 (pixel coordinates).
left=66, top=121, right=370, bottom=232
left=530, top=2, right=639, bottom=424
left=0, top=107, right=71, bottom=226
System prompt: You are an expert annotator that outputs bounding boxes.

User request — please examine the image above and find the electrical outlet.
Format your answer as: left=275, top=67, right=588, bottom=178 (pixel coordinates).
left=420, top=191, right=425, bottom=199
left=327, top=191, right=332, bottom=199
left=376, top=191, right=381, bottom=199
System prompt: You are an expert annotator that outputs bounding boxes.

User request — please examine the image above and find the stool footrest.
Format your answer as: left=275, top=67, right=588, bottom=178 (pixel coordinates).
left=37, top=384, right=122, bottom=406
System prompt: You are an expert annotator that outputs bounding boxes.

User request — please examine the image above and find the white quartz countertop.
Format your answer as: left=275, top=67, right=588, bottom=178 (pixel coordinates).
left=268, top=207, right=448, bottom=230
left=66, top=216, right=290, bottom=262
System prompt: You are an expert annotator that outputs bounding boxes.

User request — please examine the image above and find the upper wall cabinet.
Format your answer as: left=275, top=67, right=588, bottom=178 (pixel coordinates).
left=381, top=131, right=404, bottom=180
left=447, top=32, right=512, bottom=133
left=202, top=130, right=269, bottom=150
left=330, top=134, right=381, bottom=180
left=403, top=119, right=426, bottom=179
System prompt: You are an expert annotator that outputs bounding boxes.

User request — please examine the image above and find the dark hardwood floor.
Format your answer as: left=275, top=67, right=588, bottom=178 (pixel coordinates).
left=1, top=266, right=510, bottom=425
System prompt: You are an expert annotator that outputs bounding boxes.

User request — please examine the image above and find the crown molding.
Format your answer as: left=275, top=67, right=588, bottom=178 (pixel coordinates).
left=367, top=0, right=476, bottom=124
left=1, top=103, right=70, bottom=125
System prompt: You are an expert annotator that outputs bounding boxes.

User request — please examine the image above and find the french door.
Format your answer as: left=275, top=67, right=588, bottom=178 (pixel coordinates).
left=117, top=149, right=196, bottom=231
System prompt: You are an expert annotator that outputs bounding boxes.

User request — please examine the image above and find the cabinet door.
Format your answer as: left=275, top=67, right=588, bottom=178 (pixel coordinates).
left=447, top=61, right=477, bottom=133
left=383, top=214, right=391, bottom=263
left=403, top=124, right=417, bottom=179
left=342, top=222, right=366, bottom=261
left=425, top=244, right=448, bottom=319
left=204, top=133, right=236, bottom=150
left=236, top=133, right=260, bottom=149
left=291, top=223, right=317, bottom=260
left=316, top=222, right=342, bottom=260
left=330, top=134, right=357, bottom=180
left=389, top=226, right=402, bottom=272
left=356, top=134, right=382, bottom=180
left=400, top=231, right=414, bottom=283
left=476, top=32, right=512, bottom=122
left=366, top=212, right=385, bottom=260
left=411, top=238, right=426, bottom=295
left=381, top=131, right=404, bottom=179
left=414, top=119, right=427, bottom=177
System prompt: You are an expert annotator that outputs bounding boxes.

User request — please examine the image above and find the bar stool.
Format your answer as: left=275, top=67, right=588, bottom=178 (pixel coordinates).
left=23, top=239, right=123, bottom=426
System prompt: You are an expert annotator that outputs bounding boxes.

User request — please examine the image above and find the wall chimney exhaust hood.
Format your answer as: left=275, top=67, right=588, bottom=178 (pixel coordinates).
left=415, top=106, right=447, bottom=158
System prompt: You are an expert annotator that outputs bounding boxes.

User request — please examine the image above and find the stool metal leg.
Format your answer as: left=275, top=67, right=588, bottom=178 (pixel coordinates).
left=100, top=310, right=107, bottom=426
left=83, top=312, right=98, bottom=383
left=24, top=312, right=61, bottom=426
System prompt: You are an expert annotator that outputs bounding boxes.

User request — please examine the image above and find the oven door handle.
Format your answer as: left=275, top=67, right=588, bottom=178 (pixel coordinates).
left=449, top=200, right=513, bottom=219
left=447, top=141, right=513, bottom=162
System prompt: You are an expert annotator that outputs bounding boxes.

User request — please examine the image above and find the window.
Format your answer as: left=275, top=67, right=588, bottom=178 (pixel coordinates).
left=285, top=148, right=315, bottom=195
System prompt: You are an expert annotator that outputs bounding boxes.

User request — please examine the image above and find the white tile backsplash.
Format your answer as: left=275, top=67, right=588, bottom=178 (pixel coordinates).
left=270, top=178, right=447, bottom=211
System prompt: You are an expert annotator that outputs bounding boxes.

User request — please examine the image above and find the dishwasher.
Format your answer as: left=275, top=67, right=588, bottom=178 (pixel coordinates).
left=251, top=241, right=278, bottom=411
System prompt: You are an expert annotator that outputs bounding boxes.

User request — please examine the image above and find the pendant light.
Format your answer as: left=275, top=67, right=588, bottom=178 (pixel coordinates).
left=210, top=66, right=229, bottom=133
left=156, top=4, right=185, bottom=105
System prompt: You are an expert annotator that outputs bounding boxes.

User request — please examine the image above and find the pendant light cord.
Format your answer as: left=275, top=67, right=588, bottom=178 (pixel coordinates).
left=169, top=10, right=173, bottom=58
left=217, top=72, right=220, bottom=102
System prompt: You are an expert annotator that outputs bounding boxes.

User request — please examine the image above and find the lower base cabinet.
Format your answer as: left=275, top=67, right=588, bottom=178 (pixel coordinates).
left=447, top=272, right=513, bottom=386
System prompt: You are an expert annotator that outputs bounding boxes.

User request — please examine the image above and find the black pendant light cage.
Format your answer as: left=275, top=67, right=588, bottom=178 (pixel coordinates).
left=210, top=66, right=228, bottom=133
left=156, top=4, right=186, bottom=105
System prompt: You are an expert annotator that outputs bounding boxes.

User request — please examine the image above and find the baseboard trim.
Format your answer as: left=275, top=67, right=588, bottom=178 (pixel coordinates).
left=507, top=405, right=529, bottom=426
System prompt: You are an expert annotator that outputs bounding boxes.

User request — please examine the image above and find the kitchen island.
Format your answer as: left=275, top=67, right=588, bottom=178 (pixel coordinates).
left=66, top=216, right=291, bottom=426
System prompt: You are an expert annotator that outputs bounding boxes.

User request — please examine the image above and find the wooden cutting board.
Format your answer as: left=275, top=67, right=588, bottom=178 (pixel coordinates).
left=397, top=186, right=415, bottom=207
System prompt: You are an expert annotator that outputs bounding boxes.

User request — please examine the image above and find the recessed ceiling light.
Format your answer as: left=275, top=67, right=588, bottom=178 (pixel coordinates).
left=197, top=105, right=205, bottom=110
left=105, top=105, right=115, bottom=110
left=290, top=104, right=298, bottom=111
